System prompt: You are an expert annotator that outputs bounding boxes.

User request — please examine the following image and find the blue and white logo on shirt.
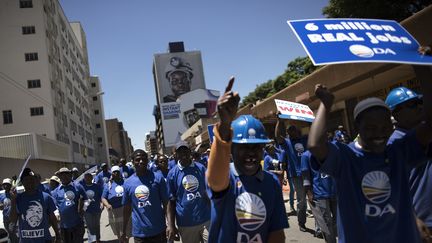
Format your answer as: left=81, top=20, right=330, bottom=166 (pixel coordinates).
left=86, top=190, right=95, bottom=200
left=361, top=171, right=391, bottom=204
left=3, top=198, right=10, bottom=207
left=115, top=185, right=124, bottom=197
left=235, top=192, right=267, bottom=231
left=134, top=185, right=150, bottom=201
left=182, top=175, right=199, bottom=192
left=103, top=177, right=109, bottom=183
left=23, top=201, right=43, bottom=228
left=64, top=191, right=75, bottom=206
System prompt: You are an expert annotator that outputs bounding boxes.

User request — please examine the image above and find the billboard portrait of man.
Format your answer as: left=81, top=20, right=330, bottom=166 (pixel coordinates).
left=154, top=51, right=206, bottom=104
left=164, top=57, right=193, bottom=102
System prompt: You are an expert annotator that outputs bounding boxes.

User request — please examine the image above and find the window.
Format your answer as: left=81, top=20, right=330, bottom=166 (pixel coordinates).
left=30, top=107, right=44, bottom=116
left=19, top=0, right=33, bottom=8
left=27, top=79, right=41, bottom=88
left=22, top=26, right=35, bottom=35
left=92, top=96, right=98, bottom=101
left=97, top=137, right=103, bottom=143
left=91, top=83, right=96, bottom=87
left=96, top=123, right=101, bottom=129
left=94, top=110, right=99, bottom=115
left=25, top=52, right=38, bottom=61
left=2, top=110, right=13, bottom=124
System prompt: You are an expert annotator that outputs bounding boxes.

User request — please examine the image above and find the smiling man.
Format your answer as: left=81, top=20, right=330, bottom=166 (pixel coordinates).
left=206, top=78, right=288, bottom=243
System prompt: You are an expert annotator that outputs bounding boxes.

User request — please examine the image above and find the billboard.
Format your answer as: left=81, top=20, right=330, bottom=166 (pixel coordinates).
left=160, top=89, right=220, bottom=147
left=154, top=51, right=206, bottom=103
left=287, top=19, right=432, bottom=65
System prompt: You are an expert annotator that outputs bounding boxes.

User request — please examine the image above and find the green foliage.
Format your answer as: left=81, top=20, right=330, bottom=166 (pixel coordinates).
left=322, top=0, right=431, bottom=22
left=240, top=57, right=318, bottom=108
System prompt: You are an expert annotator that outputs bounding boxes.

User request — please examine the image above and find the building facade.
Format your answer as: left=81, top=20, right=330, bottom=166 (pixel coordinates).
left=105, top=118, right=133, bottom=161
left=90, top=76, right=109, bottom=164
left=144, top=131, right=158, bottom=155
left=0, top=0, right=99, bottom=171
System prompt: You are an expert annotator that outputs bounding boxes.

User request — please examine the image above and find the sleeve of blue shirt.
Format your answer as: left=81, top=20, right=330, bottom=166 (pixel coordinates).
left=300, top=152, right=310, bottom=173
left=263, top=155, right=273, bottom=171
left=268, top=175, right=289, bottom=232
left=45, top=193, right=57, bottom=214
left=122, top=183, right=130, bottom=205
left=158, top=173, right=169, bottom=203
left=102, top=184, right=109, bottom=199
left=166, top=170, right=176, bottom=200
left=319, top=142, right=343, bottom=179
left=76, top=184, right=88, bottom=200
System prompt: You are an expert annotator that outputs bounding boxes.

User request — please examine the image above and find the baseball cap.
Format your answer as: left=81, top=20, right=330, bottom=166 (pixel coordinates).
left=353, top=98, right=390, bottom=121
left=2, top=178, right=12, bottom=185
left=55, top=167, right=72, bottom=175
left=20, top=168, right=35, bottom=181
left=131, top=149, right=147, bottom=159
left=49, top=176, right=61, bottom=184
left=72, top=167, right=79, bottom=172
left=111, top=166, right=120, bottom=172
left=175, top=140, right=189, bottom=150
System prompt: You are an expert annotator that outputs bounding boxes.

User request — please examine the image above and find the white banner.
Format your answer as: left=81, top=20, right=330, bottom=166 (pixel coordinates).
left=274, top=99, right=315, bottom=122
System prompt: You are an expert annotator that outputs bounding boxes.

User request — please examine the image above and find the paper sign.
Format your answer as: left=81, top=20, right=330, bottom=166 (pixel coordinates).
left=287, top=18, right=432, bottom=65
left=275, top=99, right=315, bottom=122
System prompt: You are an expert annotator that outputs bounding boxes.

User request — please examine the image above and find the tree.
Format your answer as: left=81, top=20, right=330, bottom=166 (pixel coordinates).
left=323, top=0, right=431, bottom=22
left=240, top=57, right=318, bottom=108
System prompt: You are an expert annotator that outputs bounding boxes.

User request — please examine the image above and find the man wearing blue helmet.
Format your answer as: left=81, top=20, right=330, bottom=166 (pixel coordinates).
left=385, top=86, right=432, bottom=239
left=206, top=77, right=289, bottom=243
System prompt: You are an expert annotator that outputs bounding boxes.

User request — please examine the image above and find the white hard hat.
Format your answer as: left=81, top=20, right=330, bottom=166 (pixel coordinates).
left=2, top=178, right=12, bottom=185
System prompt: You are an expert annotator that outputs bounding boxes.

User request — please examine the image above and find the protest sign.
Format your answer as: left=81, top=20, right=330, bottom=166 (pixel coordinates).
left=275, top=99, right=315, bottom=122
left=287, top=19, right=432, bottom=65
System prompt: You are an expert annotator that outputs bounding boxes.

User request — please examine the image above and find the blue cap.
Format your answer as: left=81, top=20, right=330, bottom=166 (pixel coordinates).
left=231, top=115, right=271, bottom=144
left=385, top=87, right=421, bottom=111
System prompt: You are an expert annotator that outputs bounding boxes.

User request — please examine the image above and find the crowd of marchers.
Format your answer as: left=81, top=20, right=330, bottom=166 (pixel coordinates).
left=1, top=59, right=432, bottom=243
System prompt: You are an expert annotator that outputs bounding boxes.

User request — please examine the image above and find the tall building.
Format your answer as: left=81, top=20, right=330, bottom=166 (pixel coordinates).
left=144, top=131, right=158, bottom=155
left=90, top=76, right=109, bottom=164
left=0, top=0, right=101, bottom=177
left=105, top=118, right=133, bottom=161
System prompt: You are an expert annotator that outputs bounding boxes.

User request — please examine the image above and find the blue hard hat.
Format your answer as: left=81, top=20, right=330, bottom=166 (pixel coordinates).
left=385, top=87, right=421, bottom=111
left=231, top=115, right=271, bottom=144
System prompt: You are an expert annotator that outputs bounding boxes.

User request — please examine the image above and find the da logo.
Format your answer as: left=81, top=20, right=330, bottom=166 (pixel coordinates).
left=247, top=128, right=256, bottom=139
left=235, top=192, right=267, bottom=231
left=349, top=44, right=374, bottom=58
left=115, top=185, right=124, bottom=197
left=64, top=191, right=75, bottom=201
left=3, top=198, right=11, bottom=207
left=134, top=185, right=150, bottom=201
left=361, top=171, right=391, bottom=204
left=103, top=177, right=109, bottom=183
left=182, top=175, right=199, bottom=193
left=294, top=143, right=305, bottom=153
left=25, top=201, right=43, bottom=227
left=86, top=190, right=95, bottom=200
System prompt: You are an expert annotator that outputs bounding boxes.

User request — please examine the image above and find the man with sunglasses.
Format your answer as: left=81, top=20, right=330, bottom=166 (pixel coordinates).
left=385, top=86, right=432, bottom=239
left=121, top=149, right=169, bottom=243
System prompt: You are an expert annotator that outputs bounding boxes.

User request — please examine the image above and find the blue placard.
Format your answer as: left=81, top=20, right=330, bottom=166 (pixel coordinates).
left=207, top=124, right=215, bottom=145
left=287, top=19, right=432, bottom=66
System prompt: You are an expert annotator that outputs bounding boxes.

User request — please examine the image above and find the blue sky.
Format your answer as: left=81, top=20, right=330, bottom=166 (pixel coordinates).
left=59, top=0, right=329, bottom=148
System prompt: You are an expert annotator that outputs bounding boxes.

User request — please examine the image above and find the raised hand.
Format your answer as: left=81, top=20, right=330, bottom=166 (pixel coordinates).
left=315, top=84, right=334, bottom=109
left=217, top=77, right=240, bottom=141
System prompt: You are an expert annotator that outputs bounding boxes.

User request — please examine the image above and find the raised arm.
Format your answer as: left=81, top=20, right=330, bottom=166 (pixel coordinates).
left=307, top=84, right=335, bottom=161
left=206, top=77, right=240, bottom=192
left=275, top=116, right=286, bottom=145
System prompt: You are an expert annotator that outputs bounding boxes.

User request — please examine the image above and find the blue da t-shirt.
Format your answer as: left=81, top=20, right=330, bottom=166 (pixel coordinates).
left=167, top=162, right=210, bottom=227
left=320, top=131, right=424, bottom=243
left=207, top=164, right=289, bottom=243
left=168, top=159, right=176, bottom=171
left=278, top=137, right=307, bottom=177
left=388, top=128, right=432, bottom=228
left=82, top=183, right=103, bottom=214
left=0, top=192, right=11, bottom=221
left=94, top=171, right=111, bottom=186
left=51, top=183, right=86, bottom=228
left=300, top=151, right=336, bottom=199
left=122, top=172, right=169, bottom=237
left=16, top=191, right=56, bottom=242
left=102, top=179, right=125, bottom=209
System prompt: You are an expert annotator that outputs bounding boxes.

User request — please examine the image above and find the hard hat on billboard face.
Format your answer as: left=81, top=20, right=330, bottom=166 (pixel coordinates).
left=231, top=115, right=271, bottom=144
left=165, top=57, right=193, bottom=80
left=385, top=87, right=421, bottom=111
